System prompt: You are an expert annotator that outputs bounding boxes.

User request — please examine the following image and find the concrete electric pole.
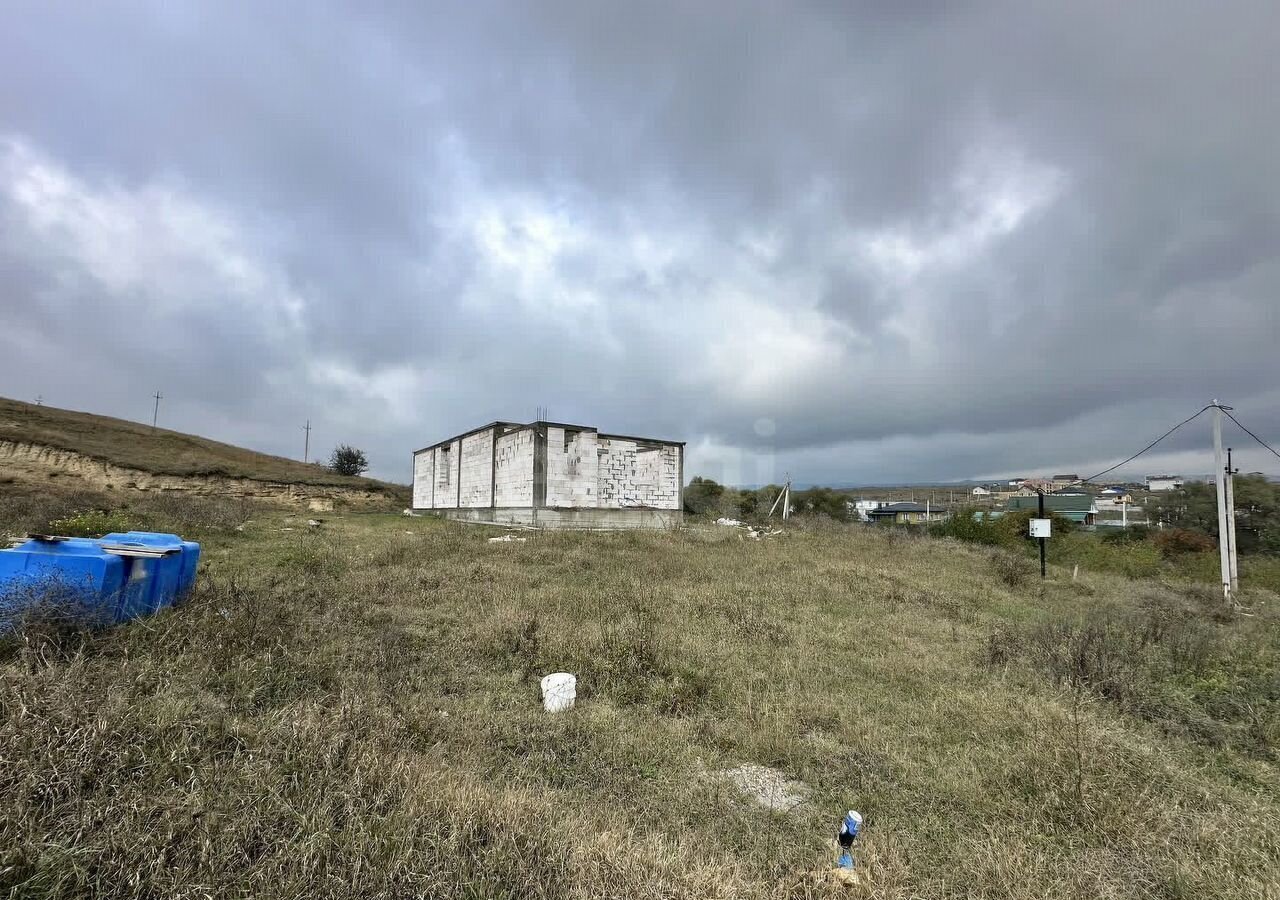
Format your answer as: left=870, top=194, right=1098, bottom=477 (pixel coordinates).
left=1212, top=401, right=1235, bottom=602
left=152, top=391, right=163, bottom=430
left=1226, top=447, right=1239, bottom=593
left=303, top=419, right=312, bottom=463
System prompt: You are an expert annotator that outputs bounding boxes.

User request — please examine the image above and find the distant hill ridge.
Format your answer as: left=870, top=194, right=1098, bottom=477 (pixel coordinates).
left=0, top=396, right=405, bottom=504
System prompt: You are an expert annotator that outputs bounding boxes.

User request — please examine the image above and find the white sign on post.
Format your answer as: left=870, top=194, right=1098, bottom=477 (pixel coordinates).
left=1030, top=518, right=1052, bottom=539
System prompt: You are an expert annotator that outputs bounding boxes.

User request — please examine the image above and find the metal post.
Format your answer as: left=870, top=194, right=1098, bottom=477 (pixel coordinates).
left=1226, top=447, right=1239, bottom=593
left=1212, top=402, right=1231, bottom=601
left=1038, top=489, right=1046, bottom=579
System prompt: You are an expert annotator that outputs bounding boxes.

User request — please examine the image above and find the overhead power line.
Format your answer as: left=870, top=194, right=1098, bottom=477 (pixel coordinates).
left=1080, top=404, right=1214, bottom=483
left=1222, top=408, right=1280, bottom=462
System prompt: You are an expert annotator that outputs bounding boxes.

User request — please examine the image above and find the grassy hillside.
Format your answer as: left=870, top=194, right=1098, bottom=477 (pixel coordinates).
left=0, top=396, right=404, bottom=497
left=1, top=500, right=1276, bottom=898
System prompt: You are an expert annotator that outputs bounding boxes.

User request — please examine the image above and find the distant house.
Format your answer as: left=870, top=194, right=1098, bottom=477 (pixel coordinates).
left=867, top=502, right=946, bottom=525
left=848, top=499, right=886, bottom=522
left=1051, top=474, right=1080, bottom=489
left=1100, top=486, right=1134, bottom=503
left=1016, top=479, right=1054, bottom=495
left=1146, top=475, right=1183, bottom=492
left=971, top=486, right=991, bottom=496
left=1006, top=493, right=1097, bottom=526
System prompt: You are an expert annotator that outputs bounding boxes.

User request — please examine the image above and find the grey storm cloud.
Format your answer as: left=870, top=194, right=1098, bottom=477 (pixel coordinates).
left=1, top=1, right=1278, bottom=485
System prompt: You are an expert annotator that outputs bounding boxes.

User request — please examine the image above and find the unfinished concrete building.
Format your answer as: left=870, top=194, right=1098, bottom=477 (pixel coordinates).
left=412, top=421, right=684, bottom=528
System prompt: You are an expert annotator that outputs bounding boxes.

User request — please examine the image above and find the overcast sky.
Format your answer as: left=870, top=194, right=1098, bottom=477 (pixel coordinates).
left=2, top=2, right=1278, bottom=485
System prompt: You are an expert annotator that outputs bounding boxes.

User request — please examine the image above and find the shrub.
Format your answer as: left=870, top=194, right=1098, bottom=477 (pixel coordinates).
left=1153, top=528, right=1216, bottom=557
left=330, top=444, right=369, bottom=477
left=990, top=549, right=1036, bottom=588
left=788, top=487, right=851, bottom=521
left=1101, top=524, right=1150, bottom=544
left=45, top=508, right=135, bottom=537
left=930, top=507, right=1009, bottom=546
left=984, top=593, right=1276, bottom=755
left=683, top=476, right=726, bottom=515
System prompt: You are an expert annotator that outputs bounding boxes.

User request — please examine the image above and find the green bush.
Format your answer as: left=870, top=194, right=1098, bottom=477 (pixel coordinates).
left=45, top=509, right=136, bottom=537
left=788, top=486, right=851, bottom=521
left=683, top=476, right=727, bottom=515
left=1101, top=524, right=1150, bottom=544
left=930, top=506, right=1009, bottom=546
left=932, top=507, right=1076, bottom=548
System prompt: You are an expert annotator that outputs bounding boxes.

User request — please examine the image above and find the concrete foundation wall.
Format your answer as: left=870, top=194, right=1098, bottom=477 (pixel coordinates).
left=596, top=438, right=681, bottom=509
left=494, top=428, right=535, bottom=506
left=459, top=429, right=495, bottom=508
left=430, top=506, right=683, bottom=530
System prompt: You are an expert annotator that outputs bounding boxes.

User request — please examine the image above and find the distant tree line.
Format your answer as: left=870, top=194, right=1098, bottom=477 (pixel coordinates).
left=685, top=473, right=1280, bottom=558
left=683, top=477, right=852, bottom=521
left=1150, top=474, right=1280, bottom=553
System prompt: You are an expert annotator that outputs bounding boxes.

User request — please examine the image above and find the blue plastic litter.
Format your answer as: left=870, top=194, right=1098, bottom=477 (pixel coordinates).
left=0, top=531, right=201, bottom=629
left=836, top=810, right=863, bottom=869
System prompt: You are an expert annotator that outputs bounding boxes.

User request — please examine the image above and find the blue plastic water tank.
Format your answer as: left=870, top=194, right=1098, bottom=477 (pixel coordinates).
left=1, top=531, right=202, bottom=628
left=0, top=537, right=127, bottom=626
left=100, top=532, right=200, bottom=615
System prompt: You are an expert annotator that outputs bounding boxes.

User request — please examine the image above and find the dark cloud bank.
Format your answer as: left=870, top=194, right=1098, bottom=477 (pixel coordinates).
left=2, top=1, right=1278, bottom=484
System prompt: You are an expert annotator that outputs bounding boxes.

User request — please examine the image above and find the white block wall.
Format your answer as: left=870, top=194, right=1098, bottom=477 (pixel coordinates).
left=596, top=438, right=681, bottom=509
left=432, top=439, right=461, bottom=508
left=494, top=428, right=535, bottom=506
left=412, top=451, right=434, bottom=508
left=413, top=425, right=681, bottom=511
left=459, top=429, right=495, bottom=507
left=545, top=427, right=599, bottom=508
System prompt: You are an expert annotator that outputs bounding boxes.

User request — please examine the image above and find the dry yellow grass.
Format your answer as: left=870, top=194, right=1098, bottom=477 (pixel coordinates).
left=0, top=396, right=405, bottom=498
left=0, top=503, right=1277, bottom=898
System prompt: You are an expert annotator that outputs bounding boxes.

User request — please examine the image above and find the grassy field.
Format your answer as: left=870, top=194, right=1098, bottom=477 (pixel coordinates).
left=0, top=396, right=405, bottom=497
left=1, top=497, right=1278, bottom=898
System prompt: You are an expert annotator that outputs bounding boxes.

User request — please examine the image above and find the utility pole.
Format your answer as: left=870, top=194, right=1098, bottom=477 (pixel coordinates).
left=1226, top=447, right=1239, bottom=593
left=768, top=474, right=792, bottom=520
left=1212, top=401, right=1232, bottom=602
left=151, top=391, right=163, bottom=430
left=302, top=419, right=312, bottom=463
left=1037, top=488, right=1047, bottom=579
